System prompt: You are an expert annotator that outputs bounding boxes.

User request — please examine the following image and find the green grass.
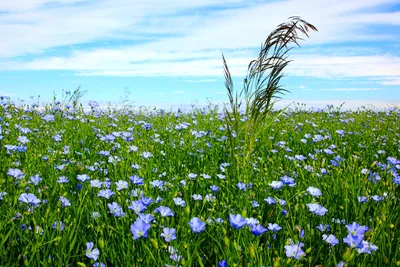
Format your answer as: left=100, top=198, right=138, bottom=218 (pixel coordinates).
left=0, top=100, right=399, bottom=266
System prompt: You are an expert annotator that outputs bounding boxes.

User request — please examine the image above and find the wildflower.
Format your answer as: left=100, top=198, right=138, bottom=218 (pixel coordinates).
left=138, top=213, right=155, bottom=224
left=59, top=196, right=71, bottom=207
left=269, top=181, right=284, bottom=190
left=29, top=174, right=42, bottom=185
left=18, top=193, right=41, bottom=207
left=0, top=192, right=6, bottom=200
left=173, top=197, right=186, bottom=207
left=264, top=196, right=276, bottom=205
left=306, top=186, right=322, bottom=197
left=115, top=180, right=128, bottom=191
left=161, top=228, right=176, bottom=242
left=218, top=260, right=227, bottom=267
left=316, top=224, right=331, bottom=232
left=229, top=214, right=247, bottom=229
left=140, top=196, right=154, bottom=206
left=77, top=174, right=90, bottom=182
left=90, top=180, right=102, bottom=188
left=154, top=206, right=174, bottom=217
left=189, top=217, right=206, bottom=233
left=129, top=200, right=147, bottom=214
left=210, top=185, right=219, bottom=192
left=57, top=176, right=69, bottom=183
left=322, top=234, right=339, bottom=246
left=107, top=202, right=125, bottom=217
left=129, top=175, right=144, bottom=185
left=236, top=182, right=247, bottom=190
left=251, top=224, right=267, bottom=236
left=7, top=168, right=24, bottom=179
left=86, top=242, right=100, bottom=261
left=98, top=189, right=115, bottom=199
left=306, top=203, right=328, bottom=216
left=52, top=221, right=65, bottom=231
left=285, top=241, right=305, bottom=260
left=268, top=223, right=282, bottom=232
left=192, top=194, right=203, bottom=201
left=356, top=240, right=378, bottom=254
left=130, top=218, right=151, bottom=240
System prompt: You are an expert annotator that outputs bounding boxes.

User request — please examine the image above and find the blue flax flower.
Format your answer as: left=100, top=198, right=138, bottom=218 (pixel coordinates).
left=218, top=260, right=227, bottom=267
left=86, top=242, right=100, bottom=261
left=306, top=203, right=328, bottom=216
left=189, top=217, right=206, bottom=233
left=285, top=240, right=305, bottom=260
left=130, top=218, right=151, bottom=240
left=251, top=224, right=267, bottom=236
left=229, top=214, right=247, bottom=229
left=322, top=234, right=339, bottom=246
left=155, top=206, right=174, bottom=217
left=161, top=227, right=176, bottom=242
left=108, top=202, right=125, bottom=217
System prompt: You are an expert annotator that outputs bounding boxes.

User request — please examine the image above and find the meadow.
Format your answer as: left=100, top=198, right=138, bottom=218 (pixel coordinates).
left=0, top=96, right=399, bottom=266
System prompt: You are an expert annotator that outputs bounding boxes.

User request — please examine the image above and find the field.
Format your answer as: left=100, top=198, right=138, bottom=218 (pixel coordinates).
left=0, top=98, right=399, bottom=266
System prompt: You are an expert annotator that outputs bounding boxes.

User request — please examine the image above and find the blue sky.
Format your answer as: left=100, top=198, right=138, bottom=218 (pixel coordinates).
left=0, top=0, right=399, bottom=110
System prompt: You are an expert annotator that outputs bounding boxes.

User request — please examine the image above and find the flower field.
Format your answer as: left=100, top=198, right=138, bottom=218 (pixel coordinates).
left=0, top=99, right=399, bottom=266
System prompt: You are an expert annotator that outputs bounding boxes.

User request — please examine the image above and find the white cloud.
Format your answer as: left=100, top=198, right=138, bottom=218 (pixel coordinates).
left=0, top=0, right=399, bottom=88
left=320, top=88, right=382, bottom=91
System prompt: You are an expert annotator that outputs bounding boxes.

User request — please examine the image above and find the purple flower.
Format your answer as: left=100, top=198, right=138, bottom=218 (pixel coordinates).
left=138, top=213, right=155, bottom=224
left=29, top=174, right=42, bottom=185
left=268, top=223, right=282, bottom=232
left=218, top=260, right=227, bottom=267
left=77, top=174, right=90, bottom=182
left=306, top=186, right=322, bottom=197
left=130, top=218, right=151, bottom=240
left=86, top=242, right=100, bottom=261
left=161, top=228, right=176, bottom=242
left=264, top=196, right=276, bottom=205
left=18, top=193, right=41, bottom=206
left=210, top=185, right=219, bottom=192
left=285, top=241, right=305, bottom=260
left=173, top=197, right=186, bottom=207
left=107, top=202, right=125, bottom=217
left=155, top=206, right=174, bottom=217
left=251, top=224, right=267, bottom=236
left=98, top=189, right=115, bottom=199
left=306, top=203, right=328, bottom=216
left=59, top=196, right=71, bottom=207
left=229, top=214, right=247, bottom=229
left=356, top=240, right=378, bottom=254
left=129, top=175, right=144, bottom=185
left=236, top=182, right=246, bottom=190
left=52, top=221, right=65, bottom=231
left=129, top=200, right=147, bottom=214
left=189, top=217, right=206, bottom=233
left=322, top=234, right=339, bottom=246
left=269, top=181, right=284, bottom=190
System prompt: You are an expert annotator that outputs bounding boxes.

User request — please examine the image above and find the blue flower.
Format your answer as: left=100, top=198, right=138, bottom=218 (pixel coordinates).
left=86, top=242, right=100, bottom=261
left=306, top=203, right=328, bottom=216
left=268, top=223, right=282, bottom=232
left=189, top=217, right=206, bottom=233
left=161, top=227, right=176, bottom=242
left=285, top=241, right=305, bottom=260
left=107, top=202, right=125, bottom=217
left=251, top=224, right=267, bottom=236
left=129, top=200, right=147, bottom=214
left=236, top=182, right=247, bottom=190
left=269, top=181, right=284, bottom=190
left=130, top=218, right=151, bottom=240
left=264, top=196, right=276, bottom=205
left=218, top=260, right=227, bottom=267
left=59, top=196, right=71, bottom=207
left=155, top=206, right=174, bottom=217
left=322, top=234, right=339, bottom=246
left=306, top=186, right=322, bottom=197
left=229, top=214, right=247, bottom=229
left=138, top=213, right=155, bottom=224
left=18, top=193, right=41, bottom=207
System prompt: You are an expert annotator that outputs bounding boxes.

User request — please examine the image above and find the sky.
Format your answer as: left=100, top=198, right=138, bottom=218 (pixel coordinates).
left=0, top=0, right=399, bottom=110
